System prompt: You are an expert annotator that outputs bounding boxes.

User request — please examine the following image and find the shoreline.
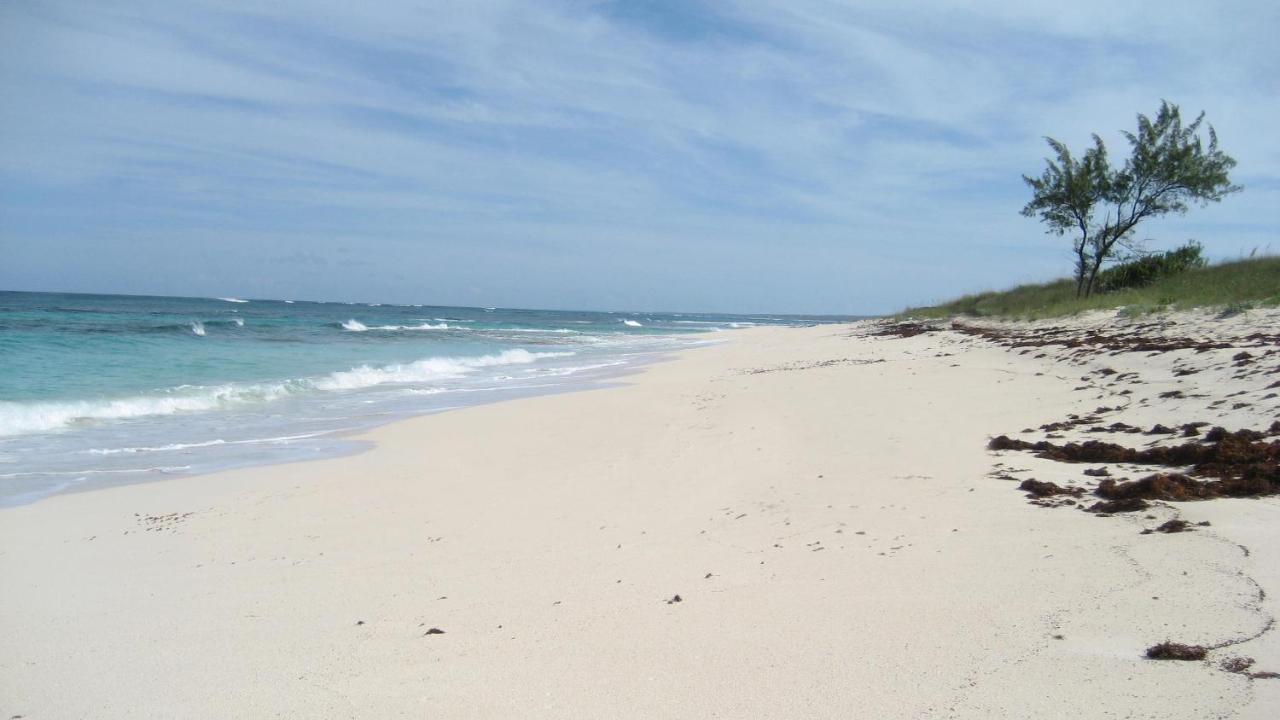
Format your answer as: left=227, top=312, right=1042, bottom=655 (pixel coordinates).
left=0, top=338, right=714, bottom=508
left=2, top=315, right=1277, bottom=718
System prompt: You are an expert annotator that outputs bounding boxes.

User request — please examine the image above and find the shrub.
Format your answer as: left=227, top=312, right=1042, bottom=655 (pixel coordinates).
left=1095, top=241, right=1206, bottom=293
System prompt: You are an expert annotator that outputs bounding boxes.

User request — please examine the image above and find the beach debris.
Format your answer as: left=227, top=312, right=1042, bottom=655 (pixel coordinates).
left=874, top=322, right=936, bottom=338
left=948, top=320, right=1260, bottom=355
left=1089, top=497, right=1149, bottom=514
left=740, top=357, right=885, bottom=374
left=355, top=620, right=365, bottom=626
left=1018, top=479, right=1083, bottom=498
left=989, top=426, right=1280, bottom=505
left=423, top=627, right=446, bottom=635
left=1140, top=519, right=1192, bottom=534
left=1221, top=656, right=1255, bottom=674
left=666, top=594, right=682, bottom=604
left=1146, top=642, right=1206, bottom=661
left=1086, top=422, right=1143, bottom=434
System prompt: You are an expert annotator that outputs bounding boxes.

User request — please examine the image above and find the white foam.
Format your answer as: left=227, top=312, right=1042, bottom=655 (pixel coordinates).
left=315, top=349, right=573, bottom=391
left=378, top=322, right=451, bottom=331
left=85, top=430, right=340, bottom=456
left=622, top=319, right=643, bottom=327
left=232, top=318, right=245, bottom=327
left=0, top=349, right=576, bottom=437
left=0, top=382, right=296, bottom=437
left=0, top=465, right=191, bottom=479
left=190, top=321, right=206, bottom=336
left=342, top=319, right=451, bottom=331
left=218, top=297, right=249, bottom=303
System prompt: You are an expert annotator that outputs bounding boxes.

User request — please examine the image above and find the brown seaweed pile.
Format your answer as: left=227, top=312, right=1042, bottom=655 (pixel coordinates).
left=1146, top=642, right=1207, bottom=661
left=1018, top=479, right=1084, bottom=498
left=990, top=425, right=1280, bottom=511
left=950, top=321, right=1280, bottom=357
left=873, top=322, right=937, bottom=338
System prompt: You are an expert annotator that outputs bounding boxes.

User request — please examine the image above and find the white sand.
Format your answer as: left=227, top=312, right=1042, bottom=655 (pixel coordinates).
left=2, top=313, right=1278, bottom=718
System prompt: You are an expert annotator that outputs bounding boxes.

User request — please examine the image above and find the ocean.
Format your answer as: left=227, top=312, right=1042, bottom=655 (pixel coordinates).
left=0, top=291, right=843, bottom=505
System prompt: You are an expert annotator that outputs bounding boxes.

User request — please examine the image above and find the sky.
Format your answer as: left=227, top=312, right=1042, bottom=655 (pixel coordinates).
left=1, top=1, right=1277, bottom=315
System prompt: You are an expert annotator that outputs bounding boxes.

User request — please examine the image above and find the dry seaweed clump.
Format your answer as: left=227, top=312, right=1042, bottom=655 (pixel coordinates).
left=874, top=322, right=936, bottom=338
left=1018, top=479, right=1083, bottom=498
left=1089, top=497, right=1149, bottom=514
left=1146, top=642, right=1207, bottom=661
left=988, top=426, right=1280, bottom=508
left=1221, top=657, right=1255, bottom=674
left=1097, top=473, right=1275, bottom=502
left=1139, top=519, right=1206, bottom=534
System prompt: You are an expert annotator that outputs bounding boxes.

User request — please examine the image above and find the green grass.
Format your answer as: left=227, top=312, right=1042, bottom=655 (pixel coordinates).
left=901, top=256, right=1280, bottom=320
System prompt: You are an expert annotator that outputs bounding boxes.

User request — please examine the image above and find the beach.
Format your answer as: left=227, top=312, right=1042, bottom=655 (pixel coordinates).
left=2, top=314, right=1278, bottom=718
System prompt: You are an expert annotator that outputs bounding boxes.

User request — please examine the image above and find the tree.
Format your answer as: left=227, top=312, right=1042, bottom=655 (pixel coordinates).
left=1021, top=101, right=1240, bottom=297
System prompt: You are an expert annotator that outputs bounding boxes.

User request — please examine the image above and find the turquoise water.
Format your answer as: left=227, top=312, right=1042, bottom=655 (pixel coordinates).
left=0, top=291, right=845, bottom=505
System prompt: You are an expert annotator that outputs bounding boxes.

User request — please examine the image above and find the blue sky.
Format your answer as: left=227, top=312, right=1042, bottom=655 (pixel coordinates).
left=1, top=0, right=1277, bottom=314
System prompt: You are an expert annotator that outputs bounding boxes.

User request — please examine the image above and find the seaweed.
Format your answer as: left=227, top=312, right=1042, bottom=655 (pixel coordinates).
left=1018, top=479, right=1083, bottom=497
left=1146, top=642, right=1206, bottom=661
left=1089, top=497, right=1150, bottom=514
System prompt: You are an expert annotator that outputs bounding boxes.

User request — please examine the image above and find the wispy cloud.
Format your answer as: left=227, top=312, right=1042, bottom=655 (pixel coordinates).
left=1, top=0, right=1276, bottom=312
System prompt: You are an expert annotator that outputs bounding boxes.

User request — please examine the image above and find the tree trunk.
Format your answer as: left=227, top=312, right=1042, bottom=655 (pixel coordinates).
left=1074, top=239, right=1089, bottom=298
left=1083, top=254, right=1105, bottom=297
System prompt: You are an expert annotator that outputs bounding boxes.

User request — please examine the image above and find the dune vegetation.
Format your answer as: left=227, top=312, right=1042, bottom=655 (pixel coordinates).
left=902, top=253, right=1280, bottom=320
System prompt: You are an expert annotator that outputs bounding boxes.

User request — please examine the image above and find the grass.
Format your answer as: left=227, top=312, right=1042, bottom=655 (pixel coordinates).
left=900, top=256, right=1280, bottom=320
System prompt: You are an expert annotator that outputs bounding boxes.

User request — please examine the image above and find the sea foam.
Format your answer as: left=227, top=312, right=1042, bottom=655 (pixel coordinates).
left=314, top=349, right=572, bottom=390
left=342, top=319, right=451, bottom=332
left=0, top=349, right=574, bottom=437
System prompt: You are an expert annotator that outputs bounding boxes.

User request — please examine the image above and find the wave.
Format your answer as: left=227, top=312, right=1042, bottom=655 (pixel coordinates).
left=0, top=349, right=575, bottom=437
left=0, top=466, right=191, bottom=479
left=621, top=319, right=643, bottom=327
left=342, top=319, right=452, bottom=332
left=491, top=327, right=577, bottom=334
left=85, top=430, right=341, bottom=456
left=218, top=297, right=249, bottom=303
left=233, top=317, right=245, bottom=327
left=190, top=321, right=206, bottom=336
left=314, top=349, right=573, bottom=391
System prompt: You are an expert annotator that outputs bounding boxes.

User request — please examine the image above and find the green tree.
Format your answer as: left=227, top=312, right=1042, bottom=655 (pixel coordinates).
left=1021, top=101, right=1240, bottom=297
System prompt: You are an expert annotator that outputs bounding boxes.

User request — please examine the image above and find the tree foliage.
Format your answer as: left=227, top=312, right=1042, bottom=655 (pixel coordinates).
left=1021, top=101, right=1240, bottom=297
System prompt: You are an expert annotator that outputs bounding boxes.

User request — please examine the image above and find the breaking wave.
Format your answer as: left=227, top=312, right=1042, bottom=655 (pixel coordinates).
left=314, top=349, right=572, bottom=390
left=341, top=319, right=452, bottom=332
left=0, top=349, right=575, bottom=437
